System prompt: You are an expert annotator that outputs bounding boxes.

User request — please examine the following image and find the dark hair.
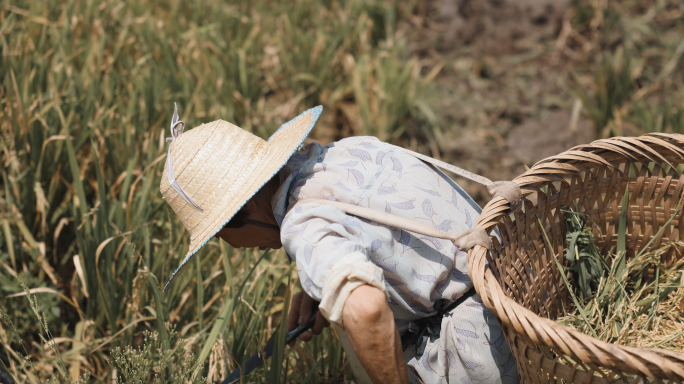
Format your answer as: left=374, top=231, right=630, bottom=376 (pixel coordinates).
left=223, top=208, right=250, bottom=229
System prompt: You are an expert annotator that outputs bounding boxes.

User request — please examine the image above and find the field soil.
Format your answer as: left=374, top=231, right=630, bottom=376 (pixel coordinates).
left=404, top=0, right=596, bottom=204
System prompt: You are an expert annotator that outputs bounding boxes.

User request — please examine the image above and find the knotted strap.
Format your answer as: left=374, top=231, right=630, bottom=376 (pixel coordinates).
left=166, top=103, right=203, bottom=212
left=395, top=145, right=523, bottom=212
left=294, top=198, right=492, bottom=251
left=486, top=181, right=523, bottom=212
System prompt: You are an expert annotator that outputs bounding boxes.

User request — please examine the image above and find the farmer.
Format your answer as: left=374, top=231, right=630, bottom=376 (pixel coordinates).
left=161, top=105, right=519, bottom=384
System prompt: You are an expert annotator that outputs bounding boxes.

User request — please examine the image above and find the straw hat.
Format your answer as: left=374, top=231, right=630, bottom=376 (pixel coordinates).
left=160, top=105, right=323, bottom=291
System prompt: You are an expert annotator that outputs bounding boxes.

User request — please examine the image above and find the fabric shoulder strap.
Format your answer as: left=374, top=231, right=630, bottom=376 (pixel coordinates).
left=291, top=147, right=523, bottom=251
left=294, top=198, right=492, bottom=250
left=394, top=145, right=494, bottom=186
left=395, top=145, right=523, bottom=212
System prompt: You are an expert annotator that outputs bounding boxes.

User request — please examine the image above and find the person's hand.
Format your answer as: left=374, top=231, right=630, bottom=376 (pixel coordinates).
left=286, top=290, right=330, bottom=346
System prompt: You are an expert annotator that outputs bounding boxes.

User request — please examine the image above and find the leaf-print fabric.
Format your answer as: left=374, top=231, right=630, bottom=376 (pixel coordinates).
left=271, top=136, right=517, bottom=384
left=405, top=294, right=519, bottom=384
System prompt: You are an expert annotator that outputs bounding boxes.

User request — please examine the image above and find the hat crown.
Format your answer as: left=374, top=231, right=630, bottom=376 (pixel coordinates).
left=161, top=120, right=266, bottom=235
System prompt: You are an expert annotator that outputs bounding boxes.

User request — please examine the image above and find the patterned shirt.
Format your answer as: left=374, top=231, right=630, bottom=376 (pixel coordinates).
left=271, top=136, right=483, bottom=330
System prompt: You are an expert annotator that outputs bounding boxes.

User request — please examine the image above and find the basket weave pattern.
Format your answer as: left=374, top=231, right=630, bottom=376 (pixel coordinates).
left=466, top=133, right=684, bottom=382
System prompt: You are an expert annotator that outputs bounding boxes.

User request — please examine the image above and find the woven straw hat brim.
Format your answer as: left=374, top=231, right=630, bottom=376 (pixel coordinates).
left=161, top=106, right=322, bottom=291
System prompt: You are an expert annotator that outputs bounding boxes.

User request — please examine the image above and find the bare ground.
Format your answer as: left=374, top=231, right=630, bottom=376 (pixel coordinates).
left=404, top=0, right=597, bottom=204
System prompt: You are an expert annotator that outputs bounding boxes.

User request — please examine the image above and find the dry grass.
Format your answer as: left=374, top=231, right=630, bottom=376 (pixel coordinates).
left=0, top=0, right=437, bottom=382
left=557, top=241, right=684, bottom=351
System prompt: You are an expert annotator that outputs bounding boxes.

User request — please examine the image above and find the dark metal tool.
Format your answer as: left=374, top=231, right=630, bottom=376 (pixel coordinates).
left=221, top=309, right=319, bottom=384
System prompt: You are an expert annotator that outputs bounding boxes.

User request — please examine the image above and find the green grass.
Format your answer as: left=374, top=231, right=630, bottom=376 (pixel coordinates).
left=0, top=0, right=436, bottom=382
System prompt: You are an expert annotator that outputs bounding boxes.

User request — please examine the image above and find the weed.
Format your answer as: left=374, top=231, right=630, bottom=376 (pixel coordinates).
left=0, top=276, right=90, bottom=384
left=110, top=327, right=206, bottom=384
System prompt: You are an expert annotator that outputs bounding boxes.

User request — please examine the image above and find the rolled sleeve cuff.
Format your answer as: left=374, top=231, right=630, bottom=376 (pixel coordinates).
left=319, top=252, right=386, bottom=326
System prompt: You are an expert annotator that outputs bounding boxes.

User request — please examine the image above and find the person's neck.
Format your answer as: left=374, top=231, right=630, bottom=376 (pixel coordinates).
left=253, top=177, right=279, bottom=225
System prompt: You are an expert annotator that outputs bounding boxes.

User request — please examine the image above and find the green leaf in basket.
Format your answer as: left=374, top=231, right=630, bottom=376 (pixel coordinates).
left=537, top=215, right=598, bottom=337
left=562, top=203, right=607, bottom=299
left=579, top=260, right=591, bottom=299
left=576, top=251, right=602, bottom=299
left=566, top=231, right=581, bottom=262
left=611, top=320, right=622, bottom=340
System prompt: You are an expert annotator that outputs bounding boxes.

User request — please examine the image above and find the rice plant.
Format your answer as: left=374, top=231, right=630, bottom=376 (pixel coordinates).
left=0, top=0, right=435, bottom=382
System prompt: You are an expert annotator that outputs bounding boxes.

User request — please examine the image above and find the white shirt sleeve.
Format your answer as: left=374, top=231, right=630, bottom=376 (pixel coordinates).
left=281, top=203, right=386, bottom=325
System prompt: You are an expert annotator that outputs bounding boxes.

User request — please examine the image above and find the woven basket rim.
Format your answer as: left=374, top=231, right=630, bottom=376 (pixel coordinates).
left=466, top=133, right=684, bottom=379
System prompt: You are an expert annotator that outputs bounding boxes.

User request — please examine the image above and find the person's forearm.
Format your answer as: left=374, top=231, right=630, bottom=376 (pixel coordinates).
left=342, top=285, right=409, bottom=384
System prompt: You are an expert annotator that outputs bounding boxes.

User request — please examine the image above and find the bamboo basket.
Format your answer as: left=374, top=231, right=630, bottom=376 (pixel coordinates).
left=466, top=133, right=684, bottom=383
